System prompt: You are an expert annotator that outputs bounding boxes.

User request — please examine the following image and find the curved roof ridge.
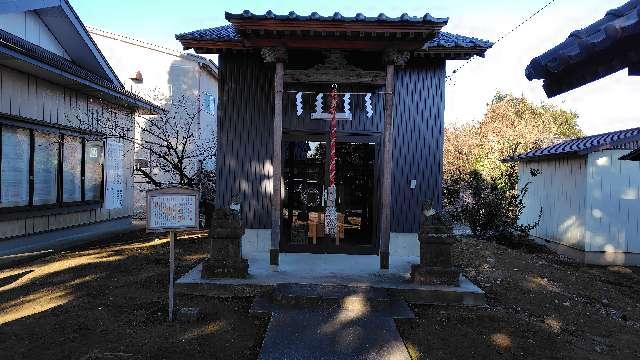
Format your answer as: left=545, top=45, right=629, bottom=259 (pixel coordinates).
left=506, top=126, right=640, bottom=162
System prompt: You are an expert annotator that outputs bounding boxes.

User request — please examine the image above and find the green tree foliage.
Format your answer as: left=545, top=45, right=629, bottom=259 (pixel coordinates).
left=444, top=92, right=581, bottom=242
left=444, top=92, right=582, bottom=191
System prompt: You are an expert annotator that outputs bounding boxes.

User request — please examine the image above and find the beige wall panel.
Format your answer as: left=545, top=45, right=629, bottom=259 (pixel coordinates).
left=24, top=217, right=35, bottom=235
left=40, top=80, right=64, bottom=124
left=0, top=220, right=26, bottom=238
left=23, top=75, right=40, bottom=120
left=32, top=216, right=50, bottom=233
left=519, top=157, right=588, bottom=250
left=0, top=11, right=69, bottom=58
left=585, top=150, right=640, bottom=253
left=1, top=66, right=28, bottom=116
left=95, top=208, right=109, bottom=222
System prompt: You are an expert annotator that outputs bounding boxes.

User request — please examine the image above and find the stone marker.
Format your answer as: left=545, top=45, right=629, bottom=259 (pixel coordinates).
left=202, top=208, right=249, bottom=278
left=410, top=203, right=461, bottom=286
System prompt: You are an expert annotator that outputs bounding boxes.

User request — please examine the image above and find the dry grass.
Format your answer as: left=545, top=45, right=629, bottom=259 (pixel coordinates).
left=0, top=231, right=267, bottom=360
left=397, top=237, right=640, bottom=360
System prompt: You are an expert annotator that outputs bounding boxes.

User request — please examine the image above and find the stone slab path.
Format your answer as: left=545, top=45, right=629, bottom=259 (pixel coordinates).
left=253, top=284, right=414, bottom=360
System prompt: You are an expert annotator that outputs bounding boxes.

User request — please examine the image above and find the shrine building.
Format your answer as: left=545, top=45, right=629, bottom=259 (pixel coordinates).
left=176, top=10, right=492, bottom=270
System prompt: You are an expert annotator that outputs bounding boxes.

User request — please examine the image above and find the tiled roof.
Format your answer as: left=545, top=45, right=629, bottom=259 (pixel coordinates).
left=620, top=148, right=640, bottom=161
left=506, top=127, right=640, bottom=162
left=225, top=10, right=448, bottom=24
left=0, top=28, right=159, bottom=112
left=176, top=24, right=241, bottom=41
left=424, top=31, right=494, bottom=49
left=176, top=24, right=493, bottom=50
left=525, top=0, right=640, bottom=97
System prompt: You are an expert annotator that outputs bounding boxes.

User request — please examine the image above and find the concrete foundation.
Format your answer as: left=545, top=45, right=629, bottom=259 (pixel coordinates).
left=533, top=236, right=640, bottom=266
left=241, top=229, right=420, bottom=257
left=176, top=253, right=485, bottom=305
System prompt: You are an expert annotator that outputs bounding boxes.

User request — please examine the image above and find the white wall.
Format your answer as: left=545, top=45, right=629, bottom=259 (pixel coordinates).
left=0, top=11, right=70, bottom=59
left=519, top=157, right=588, bottom=250
left=0, top=64, right=135, bottom=239
left=88, top=28, right=218, bottom=215
left=585, top=150, right=640, bottom=254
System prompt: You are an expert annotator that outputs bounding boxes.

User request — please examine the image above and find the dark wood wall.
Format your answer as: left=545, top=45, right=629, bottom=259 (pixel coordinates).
left=216, top=52, right=445, bottom=232
left=216, top=53, right=274, bottom=228
left=392, top=63, right=445, bottom=232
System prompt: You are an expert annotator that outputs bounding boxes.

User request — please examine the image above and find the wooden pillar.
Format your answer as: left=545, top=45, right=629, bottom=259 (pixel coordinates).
left=380, top=63, right=395, bottom=271
left=271, top=61, right=284, bottom=270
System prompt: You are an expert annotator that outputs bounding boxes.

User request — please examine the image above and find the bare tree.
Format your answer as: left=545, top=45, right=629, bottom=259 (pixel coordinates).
left=66, top=89, right=216, bottom=202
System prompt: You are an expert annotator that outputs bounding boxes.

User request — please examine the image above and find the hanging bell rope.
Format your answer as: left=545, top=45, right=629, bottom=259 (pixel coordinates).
left=325, top=84, right=339, bottom=241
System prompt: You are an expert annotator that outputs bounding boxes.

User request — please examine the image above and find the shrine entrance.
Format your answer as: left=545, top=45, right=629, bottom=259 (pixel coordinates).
left=281, top=134, right=378, bottom=254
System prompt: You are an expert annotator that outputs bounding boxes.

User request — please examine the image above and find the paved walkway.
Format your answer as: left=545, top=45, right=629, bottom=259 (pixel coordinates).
left=253, top=284, right=413, bottom=360
left=0, top=218, right=141, bottom=266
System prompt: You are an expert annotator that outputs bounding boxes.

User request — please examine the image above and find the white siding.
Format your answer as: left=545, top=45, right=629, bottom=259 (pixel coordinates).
left=519, top=157, right=587, bottom=250
left=0, top=64, right=135, bottom=239
left=0, top=11, right=70, bottom=59
left=88, top=28, right=218, bottom=215
left=585, top=150, right=640, bottom=253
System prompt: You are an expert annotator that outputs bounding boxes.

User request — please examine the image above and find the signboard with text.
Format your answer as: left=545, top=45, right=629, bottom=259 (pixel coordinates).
left=104, top=138, right=124, bottom=209
left=146, top=187, right=200, bottom=232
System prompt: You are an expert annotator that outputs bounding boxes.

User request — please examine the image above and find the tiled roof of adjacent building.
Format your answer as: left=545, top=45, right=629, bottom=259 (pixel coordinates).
left=176, top=24, right=492, bottom=50
left=176, top=24, right=241, bottom=41
left=506, top=127, right=640, bottom=162
left=620, top=147, right=640, bottom=161
left=424, top=31, right=494, bottom=49
left=224, top=10, right=449, bottom=24
left=0, top=28, right=160, bottom=112
left=525, top=0, right=640, bottom=97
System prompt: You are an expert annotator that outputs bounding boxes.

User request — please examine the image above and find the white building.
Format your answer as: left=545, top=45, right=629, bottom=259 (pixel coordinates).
left=87, top=26, right=218, bottom=215
left=0, top=1, right=158, bottom=253
left=512, top=127, right=640, bottom=265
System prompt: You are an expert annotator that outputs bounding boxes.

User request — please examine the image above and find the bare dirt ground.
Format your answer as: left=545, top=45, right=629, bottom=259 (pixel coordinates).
left=398, top=237, right=640, bottom=360
left=1, top=232, right=639, bottom=359
left=0, top=231, right=268, bottom=360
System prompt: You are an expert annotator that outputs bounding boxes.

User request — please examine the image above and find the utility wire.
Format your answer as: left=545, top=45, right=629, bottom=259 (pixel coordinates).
left=445, top=0, right=558, bottom=85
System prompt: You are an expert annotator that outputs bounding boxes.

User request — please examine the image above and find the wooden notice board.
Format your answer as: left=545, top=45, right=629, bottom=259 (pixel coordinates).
left=146, top=186, right=200, bottom=321
left=146, top=187, right=200, bottom=232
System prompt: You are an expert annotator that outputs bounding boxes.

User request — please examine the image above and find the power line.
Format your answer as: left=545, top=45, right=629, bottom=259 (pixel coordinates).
left=445, top=0, right=558, bottom=85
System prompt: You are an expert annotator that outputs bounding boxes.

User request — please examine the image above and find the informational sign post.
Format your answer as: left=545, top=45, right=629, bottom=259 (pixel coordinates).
left=146, top=187, right=200, bottom=321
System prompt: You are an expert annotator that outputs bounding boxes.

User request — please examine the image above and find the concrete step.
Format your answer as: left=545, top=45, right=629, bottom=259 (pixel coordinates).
left=251, top=283, right=415, bottom=319
left=272, top=283, right=390, bottom=308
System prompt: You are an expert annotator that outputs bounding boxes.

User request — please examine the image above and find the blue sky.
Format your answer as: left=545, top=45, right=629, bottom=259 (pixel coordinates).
left=74, top=0, right=639, bottom=135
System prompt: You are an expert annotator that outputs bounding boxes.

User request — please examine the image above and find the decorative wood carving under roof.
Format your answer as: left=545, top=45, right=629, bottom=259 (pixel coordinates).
left=284, top=50, right=386, bottom=84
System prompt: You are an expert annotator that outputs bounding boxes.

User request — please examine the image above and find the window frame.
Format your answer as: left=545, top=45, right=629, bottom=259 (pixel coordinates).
left=0, top=115, right=107, bottom=220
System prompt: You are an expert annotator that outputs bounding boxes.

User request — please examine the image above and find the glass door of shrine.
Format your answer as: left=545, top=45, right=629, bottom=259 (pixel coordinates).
left=281, top=138, right=377, bottom=254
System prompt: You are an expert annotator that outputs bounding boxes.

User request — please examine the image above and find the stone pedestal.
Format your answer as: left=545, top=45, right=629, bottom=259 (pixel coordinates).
left=410, top=212, right=461, bottom=286
left=202, top=209, right=249, bottom=278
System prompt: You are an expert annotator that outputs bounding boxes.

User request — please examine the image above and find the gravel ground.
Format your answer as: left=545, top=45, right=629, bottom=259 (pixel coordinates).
left=0, top=231, right=268, bottom=360
left=1, top=232, right=638, bottom=359
left=398, top=237, right=640, bottom=360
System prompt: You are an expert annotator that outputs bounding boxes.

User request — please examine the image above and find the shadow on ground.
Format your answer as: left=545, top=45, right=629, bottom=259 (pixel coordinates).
left=0, top=231, right=268, bottom=360
left=1, top=233, right=639, bottom=359
left=397, top=237, right=640, bottom=360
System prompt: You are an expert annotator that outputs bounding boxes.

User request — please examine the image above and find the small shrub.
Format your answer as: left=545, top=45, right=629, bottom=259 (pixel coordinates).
left=446, top=168, right=541, bottom=245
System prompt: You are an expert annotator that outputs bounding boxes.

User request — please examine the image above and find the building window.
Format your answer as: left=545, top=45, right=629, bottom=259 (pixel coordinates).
left=62, top=136, right=82, bottom=203
left=0, top=123, right=106, bottom=211
left=202, top=92, right=216, bottom=115
left=84, top=140, right=104, bottom=201
left=0, top=127, right=30, bottom=207
left=33, top=131, right=59, bottom=205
